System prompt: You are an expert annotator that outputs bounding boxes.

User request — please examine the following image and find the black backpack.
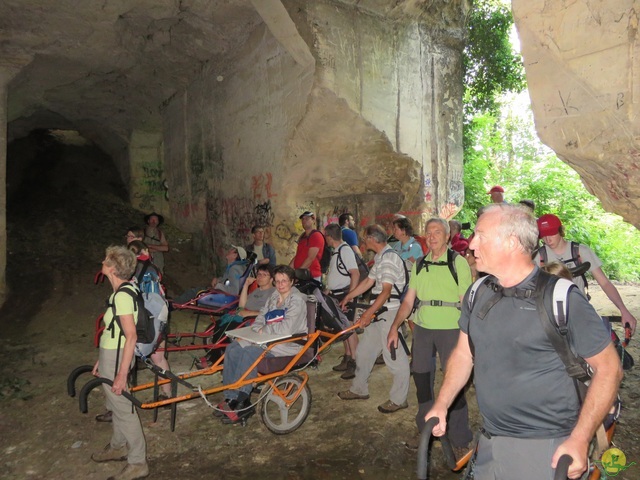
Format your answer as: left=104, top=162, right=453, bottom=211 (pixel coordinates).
left=107, top=283, right=156, bottom=347
left=412, top=249, right=461, bottom=311
left=466, top=270, right=615, bottom=457
left=466, top=271, right=590, bottom=392
left=300, top=230, right=332, bottom=274
left=335, top=244, right=370, bottom=284
left=415, top=248, right=459, bottom=284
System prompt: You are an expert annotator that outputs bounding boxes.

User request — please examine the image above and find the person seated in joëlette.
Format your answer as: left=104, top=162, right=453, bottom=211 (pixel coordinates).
left=216, top=265, right=308, bottom=424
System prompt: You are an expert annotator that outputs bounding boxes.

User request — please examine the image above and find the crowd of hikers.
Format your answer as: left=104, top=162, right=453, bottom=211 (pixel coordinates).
left=87, top=189, right=636, bottom=479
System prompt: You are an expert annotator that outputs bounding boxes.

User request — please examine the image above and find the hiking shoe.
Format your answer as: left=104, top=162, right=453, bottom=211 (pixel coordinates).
left=91, top=444, right=128, bottom=463
left=340, top=359, right=356, bottom=380
left=404, top=432, right=421, bottom=451
left=337, top=390, right=369, bottom=400
left=221, top=403, right=254, bottom=425
left=333, top=355, right=351, bottom=372
left=377, top=400, right=408, bottom=414
left=95, top=410, right=113, bottom=423
left=375, top=354, right=385, bottom=365
left=212, top=399, right=231, bottom=418
left=106, top=462, right=149, bottom=480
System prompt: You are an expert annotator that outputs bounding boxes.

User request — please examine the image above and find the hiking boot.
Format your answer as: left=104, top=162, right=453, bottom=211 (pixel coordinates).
left=91, top=444, right=128, bottom=463
left=404, top=432, right=421, bottom=451
left=332, top=355, right=351, bottom=372
left=106, top=462, right=149, bottom=480
left=375, top=354, right=385, bottom=365
left=377, top=400, right=408, bottom=414
left=95, top=410, right=113, bottom=423
left=340, top=359, right=356, bottom=380
left=337, top=390, right=369, bottom=400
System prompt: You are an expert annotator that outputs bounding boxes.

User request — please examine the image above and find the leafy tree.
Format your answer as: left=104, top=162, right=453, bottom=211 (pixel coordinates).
left=463, top=0, right=525, bottom=125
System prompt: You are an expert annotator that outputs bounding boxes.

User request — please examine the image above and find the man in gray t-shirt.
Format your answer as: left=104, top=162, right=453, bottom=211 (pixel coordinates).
left=425, top=204, right=622, bottom=480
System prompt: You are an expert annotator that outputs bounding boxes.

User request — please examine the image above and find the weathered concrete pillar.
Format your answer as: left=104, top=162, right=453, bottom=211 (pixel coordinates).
left=0, top=65, right=22, bottom=306
left=128, top=130, right=168, bottom=216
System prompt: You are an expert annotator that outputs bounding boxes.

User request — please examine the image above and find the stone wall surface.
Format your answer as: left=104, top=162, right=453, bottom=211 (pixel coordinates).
left=12, top=0, right=634, bottom=291
left=157, top=0, right=469, bottom=269
left=512, top=0, right=640, bottom=227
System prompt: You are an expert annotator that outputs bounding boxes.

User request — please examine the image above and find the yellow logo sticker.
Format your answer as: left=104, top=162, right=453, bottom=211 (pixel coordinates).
left=596, top=448, right=636, bottom=477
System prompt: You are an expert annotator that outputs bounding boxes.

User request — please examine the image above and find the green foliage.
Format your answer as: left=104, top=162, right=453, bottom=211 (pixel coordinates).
left=463, top=0, right=526, bottom=121
left=458, top=0, right=640, bottom=281
left=458, top=102, right=640, bottom=281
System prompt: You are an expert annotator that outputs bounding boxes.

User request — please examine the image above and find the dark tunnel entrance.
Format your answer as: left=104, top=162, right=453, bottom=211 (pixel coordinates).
left=0, top=129, right=140, bottom=333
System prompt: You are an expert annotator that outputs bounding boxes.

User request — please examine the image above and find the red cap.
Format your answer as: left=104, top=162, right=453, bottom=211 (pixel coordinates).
left=488, top=185, right=504, bottom=194
left=537, top=214, right=562, bottom=238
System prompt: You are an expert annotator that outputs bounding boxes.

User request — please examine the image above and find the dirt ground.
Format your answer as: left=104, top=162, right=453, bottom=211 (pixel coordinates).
left=1, top=137, right=639, bottom=480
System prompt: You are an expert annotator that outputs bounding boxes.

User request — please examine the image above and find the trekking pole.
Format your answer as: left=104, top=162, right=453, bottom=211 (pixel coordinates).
left=554, top=454, right=572, bottom=480
left=417, top=417, right=456, bottom=479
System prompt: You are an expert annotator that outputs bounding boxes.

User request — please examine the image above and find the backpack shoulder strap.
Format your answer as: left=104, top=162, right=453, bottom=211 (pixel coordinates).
left=415, top=255, right=427, bottom=275
left=570, top=241, right=582, bottom=265
left=447, top=248, right=459, bottom=285
left=335, top=244, right=349, bottom=276
left=538, top=245, right=548, bottom=265
left=381, top=248, right=409, bottom=296
left=535, top=270, right=590, bottom=400
left=467, top=275, right=501, bottom=320
left=107, top=283, right=139, bottom=337
left=136, top=260, right=151, bottom=284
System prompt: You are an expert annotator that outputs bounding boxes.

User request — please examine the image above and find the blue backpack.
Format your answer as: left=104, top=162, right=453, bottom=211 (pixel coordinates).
left=135, top=260, right=164, bottom=296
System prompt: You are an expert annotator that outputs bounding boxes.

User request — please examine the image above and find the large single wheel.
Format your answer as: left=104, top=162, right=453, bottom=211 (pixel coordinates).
left=259, top=374, right=312, bottom=435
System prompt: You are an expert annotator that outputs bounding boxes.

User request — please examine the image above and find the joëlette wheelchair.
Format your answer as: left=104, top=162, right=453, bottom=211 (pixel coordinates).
left=158, top=253, right=260, bottom=367
left=68, top=269, right=379, bottom=434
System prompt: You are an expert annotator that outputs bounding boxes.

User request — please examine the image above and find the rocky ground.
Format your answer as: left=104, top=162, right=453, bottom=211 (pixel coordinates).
left=0, top=137, right=638, bottom=479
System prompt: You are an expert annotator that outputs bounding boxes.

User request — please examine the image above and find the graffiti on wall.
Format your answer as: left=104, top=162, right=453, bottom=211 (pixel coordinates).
left=423, top=173, right=433, bottom=202
left=251, top=173, right=278, bottom=200
left=134, top=161, right=167, bottom=210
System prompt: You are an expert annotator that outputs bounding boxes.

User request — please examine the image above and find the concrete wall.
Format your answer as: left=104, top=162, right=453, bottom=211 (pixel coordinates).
left=162, top=22, right=314, bottom=269
left=128, top=131, right=167, bottom=215
left=160, top=0, right=468, bottom=269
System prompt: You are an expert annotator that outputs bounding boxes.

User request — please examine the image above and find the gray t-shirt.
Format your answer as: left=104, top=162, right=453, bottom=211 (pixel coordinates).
left=245, top=286, right=276, bottom=312
left=459, top=267, right=610, bottom=438
left=534, top=242, right=602, bottom=294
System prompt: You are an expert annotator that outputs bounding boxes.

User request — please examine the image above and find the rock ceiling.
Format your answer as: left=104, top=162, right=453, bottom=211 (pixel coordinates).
left=1, top=0, right=261, bottom=141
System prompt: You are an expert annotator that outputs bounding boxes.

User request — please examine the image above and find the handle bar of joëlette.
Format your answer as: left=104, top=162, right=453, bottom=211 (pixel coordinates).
left=78, top=377, right=142, bottom=413
left=417, top=417, right=457, bottom=480
left=554, top=454, right=573, bottom=480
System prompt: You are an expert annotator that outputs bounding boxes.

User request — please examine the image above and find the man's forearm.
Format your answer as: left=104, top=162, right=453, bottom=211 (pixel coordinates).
left=347, top=277, right=374, bottom=300
left=569, top=347, right=622, bottom=444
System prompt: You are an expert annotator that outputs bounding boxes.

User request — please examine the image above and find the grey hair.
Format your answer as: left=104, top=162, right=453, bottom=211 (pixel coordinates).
left=324, top=223, right=343, bottom=242
left=481, top=204, right=539, bottom=254
left=426, top=217, right=450, bottom=237
left=364, top=224, right=387, bottom=244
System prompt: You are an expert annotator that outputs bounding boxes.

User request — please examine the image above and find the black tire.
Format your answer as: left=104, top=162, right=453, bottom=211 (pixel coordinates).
left=259, top=374, right=312, bottom=435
